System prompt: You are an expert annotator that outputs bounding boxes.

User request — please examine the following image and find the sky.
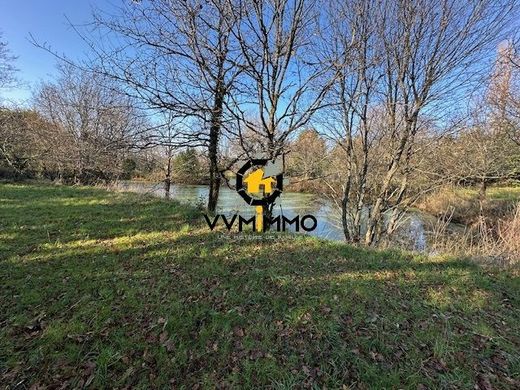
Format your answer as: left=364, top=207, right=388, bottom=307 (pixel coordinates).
left=0, top=0, right=105, bottom=104
left=0, top=0, right=514, bottom=115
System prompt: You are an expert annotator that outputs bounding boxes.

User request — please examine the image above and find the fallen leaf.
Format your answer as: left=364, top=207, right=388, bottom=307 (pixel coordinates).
left=159, top=331, right=168, bottom=344
left=476, top=374, right=493, bottom=390
left=164, top=339, right=175, bottom=352
left=233, top=327, right=245, bottom=337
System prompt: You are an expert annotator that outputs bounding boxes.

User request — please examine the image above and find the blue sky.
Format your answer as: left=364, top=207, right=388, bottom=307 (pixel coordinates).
left=0, top=0, right=104, bottom=104
left=0, top=0, right=513, bottom=115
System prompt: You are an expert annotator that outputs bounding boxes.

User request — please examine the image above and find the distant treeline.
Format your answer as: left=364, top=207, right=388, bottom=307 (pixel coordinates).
left=2, top=0, right=520, bottom=247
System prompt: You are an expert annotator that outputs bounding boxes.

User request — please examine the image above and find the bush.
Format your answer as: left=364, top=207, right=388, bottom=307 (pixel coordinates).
left=498, top=203, right=520, bottom=263
left=419, top=186, right=514, bottom=225
left=121, top=158, right=137, bottom=180
left=419, top=187, right=477, bottom=224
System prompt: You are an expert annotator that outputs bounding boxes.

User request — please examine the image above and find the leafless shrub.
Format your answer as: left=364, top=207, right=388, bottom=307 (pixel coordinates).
left=427, top=201, right=520, bottom=265
left=323, top=0, right=517, bottom=246
left=497, top=202, right=520, bottom=263
left=420, top=186, right=516, bottom=224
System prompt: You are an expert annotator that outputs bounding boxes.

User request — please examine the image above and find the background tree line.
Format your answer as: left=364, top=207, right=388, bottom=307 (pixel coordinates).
left=1, top=0, right=520, bottom=248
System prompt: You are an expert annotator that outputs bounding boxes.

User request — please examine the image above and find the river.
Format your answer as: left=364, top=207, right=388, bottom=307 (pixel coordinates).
left=115, top=181, right=428, bottom=250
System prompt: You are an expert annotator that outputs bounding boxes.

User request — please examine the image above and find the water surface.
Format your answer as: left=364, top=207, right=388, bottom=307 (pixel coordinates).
left=116, top=181, right=427, bottom=249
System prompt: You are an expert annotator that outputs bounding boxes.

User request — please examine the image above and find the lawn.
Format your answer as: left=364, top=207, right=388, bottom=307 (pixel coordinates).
left=1, top=183, right=519, bottom=389
left=458, top=186, right=520, bottom=202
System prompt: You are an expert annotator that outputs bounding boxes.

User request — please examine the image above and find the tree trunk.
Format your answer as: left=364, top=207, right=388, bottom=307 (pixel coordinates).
left=387, top=146, right=412, bottom=236
left=207, top=81, right=224, bottom=213
left=207, top=148, right=220, bottom=213
left=478, top=177, right=488, bottom=222
left=365, top=120, right=414, bottom=245
left=164, top=154, right=172, bottom=199
left=263, top=203, right=274, bottom=232
left=478, top=178, right=488, bottom=201
left=164, top=178, right=171, bottom=199
left=341, top=175, right=352, bottom=241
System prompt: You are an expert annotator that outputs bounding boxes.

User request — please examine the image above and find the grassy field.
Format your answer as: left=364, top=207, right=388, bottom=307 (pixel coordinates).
left=1, top=184, right=519, bottom=389
left=417, top=185, right=520, bottom=227
left=457, top=186, right=520, bottom=201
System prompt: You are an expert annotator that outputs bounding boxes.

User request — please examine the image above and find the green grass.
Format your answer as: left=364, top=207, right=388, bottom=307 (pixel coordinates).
left=1, top=183, right=519, bottom=389
left=417, top=185, right=520, bottom=225
left=457, top=185, right=520, bottom=201
left=486, top=186, right=520, bottom=201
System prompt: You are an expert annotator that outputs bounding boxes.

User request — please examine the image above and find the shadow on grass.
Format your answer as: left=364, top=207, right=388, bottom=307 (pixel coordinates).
left=1, top=183, right=519, bottom=389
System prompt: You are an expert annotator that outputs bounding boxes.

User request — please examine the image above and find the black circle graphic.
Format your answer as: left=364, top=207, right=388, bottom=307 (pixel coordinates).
left=235, top=159, right=283, bottom=206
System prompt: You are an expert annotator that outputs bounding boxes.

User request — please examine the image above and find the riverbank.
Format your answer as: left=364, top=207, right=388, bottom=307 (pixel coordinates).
left=1, top=183, right=519, bottom=388
left=418, top=186, right=520, bottom=224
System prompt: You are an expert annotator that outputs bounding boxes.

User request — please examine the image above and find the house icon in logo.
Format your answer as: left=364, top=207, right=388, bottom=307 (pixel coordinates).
left=203, top=156, right=317, bottom=234
left=235, top=158, right=284, bottom=206
left=243, top=168, right=276, bottom=195
left=235, top=158, right=284, bottom=232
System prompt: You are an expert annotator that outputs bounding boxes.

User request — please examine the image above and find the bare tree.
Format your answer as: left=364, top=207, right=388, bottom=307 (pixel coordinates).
left=34, top=64, right=146, bottom=183
left=500, top=39, right=520, bottom=146
left=286, top=128, right=328, bottom=191
left=224, top=0, right=335, bottom=228
left=144, top=113, right=182, bottom=199
left=324, top=0, right=516, bottom=245
left=228, top=0, right=334, bottom=159
left=0, top=31, right=18, bottom=92
left=47, top=0, right=245, bottom=211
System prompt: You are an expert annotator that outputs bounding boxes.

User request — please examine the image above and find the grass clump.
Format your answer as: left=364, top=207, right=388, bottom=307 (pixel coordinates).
left=418, top=185, right=520, bottom=225
left=419, top=186, right=520, bottom=263
left=1, top=183, right=519, bottom=388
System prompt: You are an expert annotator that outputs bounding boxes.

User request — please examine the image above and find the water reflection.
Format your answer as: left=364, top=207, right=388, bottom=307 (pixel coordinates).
left=116, top=181, right=427, bottom=249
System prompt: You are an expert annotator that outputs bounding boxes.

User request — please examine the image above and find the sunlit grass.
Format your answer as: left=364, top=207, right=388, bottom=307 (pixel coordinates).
left=457, top=185, right=520, bottom=201
left=0, top=183, right=519, bottom=388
